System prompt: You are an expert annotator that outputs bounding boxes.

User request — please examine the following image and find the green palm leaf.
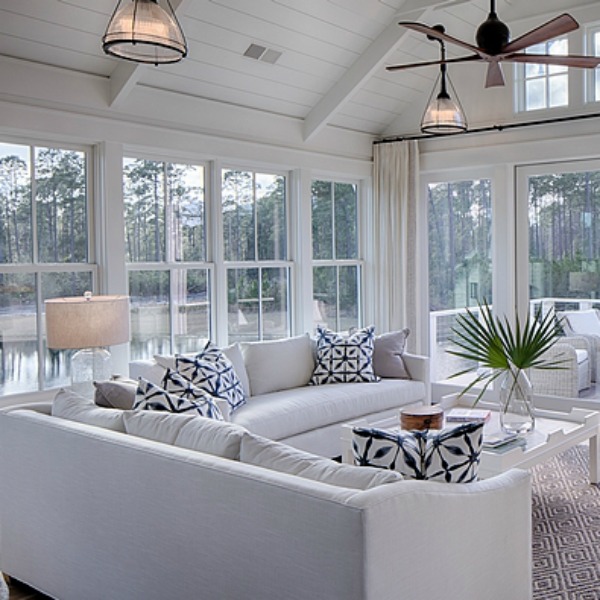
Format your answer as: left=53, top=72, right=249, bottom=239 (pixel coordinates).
left=447, top=299, right=565, bottom=402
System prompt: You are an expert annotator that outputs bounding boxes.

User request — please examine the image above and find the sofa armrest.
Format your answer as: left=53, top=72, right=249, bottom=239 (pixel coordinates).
left=402, top=353, right=430, bottom=403
left=353, top=469, right=532, bottom=600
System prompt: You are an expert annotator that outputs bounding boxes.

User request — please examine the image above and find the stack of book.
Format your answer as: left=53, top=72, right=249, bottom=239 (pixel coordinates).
left=445, top=407, right=492, bottom=424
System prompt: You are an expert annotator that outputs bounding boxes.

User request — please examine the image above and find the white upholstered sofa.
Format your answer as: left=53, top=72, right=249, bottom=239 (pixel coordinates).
left=0, top=401, right=532, bottom=600
left=129, top=332, right=431, bottom=457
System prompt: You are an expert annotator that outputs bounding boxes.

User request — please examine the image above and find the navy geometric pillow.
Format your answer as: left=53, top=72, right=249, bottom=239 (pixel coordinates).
left=310, top=325, right=379, bottom=385
left=133, top=377, right=223, bottom=421
left=161, top=369, right=224, bottom=420
left=352, top=421, right=483, bottom=483
left=175, top=341, right=246, bottom=413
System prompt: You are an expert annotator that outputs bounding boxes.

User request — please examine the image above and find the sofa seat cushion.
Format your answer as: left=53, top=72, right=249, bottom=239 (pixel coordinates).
left=230, top=379, right=426, bottom=441
left=241, top=432, right=402, bottom=489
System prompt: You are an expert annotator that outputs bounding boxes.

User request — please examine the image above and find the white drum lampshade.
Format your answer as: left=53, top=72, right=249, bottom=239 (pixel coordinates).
left=45, top=293, right=130, bottom=396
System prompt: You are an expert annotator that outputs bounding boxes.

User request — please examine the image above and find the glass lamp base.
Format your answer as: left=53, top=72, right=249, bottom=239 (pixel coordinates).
left=71, top=347, right=111, bottom=398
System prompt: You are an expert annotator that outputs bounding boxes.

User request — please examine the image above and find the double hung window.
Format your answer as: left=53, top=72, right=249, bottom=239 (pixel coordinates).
left=0, top=141, right=92, bottom=394
left=124, top=158, right=210, bottom=358
left=311, top=179, right=361, bottom=332
left=222, top=168, right=290, bottom=342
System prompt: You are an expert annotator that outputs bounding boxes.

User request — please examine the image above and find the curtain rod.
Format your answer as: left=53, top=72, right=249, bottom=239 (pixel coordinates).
left=373, top=111, right=600, bottom=145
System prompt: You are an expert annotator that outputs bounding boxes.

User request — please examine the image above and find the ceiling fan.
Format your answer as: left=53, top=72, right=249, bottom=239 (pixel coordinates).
left=386, top=0, right=600, bottom=88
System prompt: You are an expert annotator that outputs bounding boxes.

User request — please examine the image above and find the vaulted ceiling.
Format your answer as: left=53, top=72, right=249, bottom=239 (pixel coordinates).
left=0, top=0, right=598, bottom=142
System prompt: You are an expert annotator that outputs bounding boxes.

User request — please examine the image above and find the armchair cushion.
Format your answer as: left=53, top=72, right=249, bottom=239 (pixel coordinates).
left=561, top=309, right=600, bottom=336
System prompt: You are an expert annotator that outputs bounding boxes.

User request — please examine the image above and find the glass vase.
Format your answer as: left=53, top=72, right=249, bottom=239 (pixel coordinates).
left=499, top=367, right=534, bottom=435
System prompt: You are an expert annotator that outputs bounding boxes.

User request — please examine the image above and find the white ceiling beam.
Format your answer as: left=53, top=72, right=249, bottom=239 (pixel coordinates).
left=302, top=0, right=471, bottom=141
left=107, top=0, right=192, bottom=108
left=109, top=62, right=143, bottom=107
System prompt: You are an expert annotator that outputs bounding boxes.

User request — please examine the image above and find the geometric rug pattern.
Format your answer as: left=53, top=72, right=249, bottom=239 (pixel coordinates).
left=532, top=444, right=600, bottom=599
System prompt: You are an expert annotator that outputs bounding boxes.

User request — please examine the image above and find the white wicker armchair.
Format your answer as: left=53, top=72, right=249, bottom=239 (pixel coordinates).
left=530, top=336, right=591, bottom=398
left=557, top=310, right=600, bottom=382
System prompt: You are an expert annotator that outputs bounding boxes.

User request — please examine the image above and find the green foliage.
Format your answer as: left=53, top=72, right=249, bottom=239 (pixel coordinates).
left=428, top=179, right=492, bottom=312
left=448, top=300, right=563, bottom=403
left=124, top=159, right=204, bottom=263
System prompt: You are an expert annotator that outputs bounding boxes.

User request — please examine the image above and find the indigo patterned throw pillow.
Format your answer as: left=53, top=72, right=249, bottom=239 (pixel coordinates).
left=352, top=421, right=483, bottom=483
left=133, top=377, right=223, bottom=421
left=175, top=341, right=246, bottom=413
left=310, top=325, right=379, bottom=385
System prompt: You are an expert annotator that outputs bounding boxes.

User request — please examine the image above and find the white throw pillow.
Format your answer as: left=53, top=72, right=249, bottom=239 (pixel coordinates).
left=241, top=433, right=402, bottom=489
left=52, top=388, right=126, bottom=432
left=564, top=310, right=600, bottom=336
left=242, top=334, right=315, bottom=396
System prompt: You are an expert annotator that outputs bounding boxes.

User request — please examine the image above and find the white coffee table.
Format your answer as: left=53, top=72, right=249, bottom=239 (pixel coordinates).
left=341, top=393, right=600, bottom=482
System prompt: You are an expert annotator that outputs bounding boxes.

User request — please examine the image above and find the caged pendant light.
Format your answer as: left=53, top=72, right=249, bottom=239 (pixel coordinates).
left=420, top=26, right=467, bottom=135
left=103, top=0, right=187, bottom=65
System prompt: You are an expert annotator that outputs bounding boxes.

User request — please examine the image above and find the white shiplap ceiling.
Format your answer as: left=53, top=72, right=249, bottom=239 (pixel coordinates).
left=0, top=0, right=598, bottom=141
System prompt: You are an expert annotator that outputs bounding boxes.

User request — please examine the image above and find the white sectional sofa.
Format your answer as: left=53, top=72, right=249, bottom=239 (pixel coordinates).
left=129, top=333, right=431, bottom=457
left=0, top=401, right=533, bottom=600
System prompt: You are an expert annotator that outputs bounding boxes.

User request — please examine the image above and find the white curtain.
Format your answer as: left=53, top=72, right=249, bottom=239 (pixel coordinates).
left=373, top=140, right=420, bottom=351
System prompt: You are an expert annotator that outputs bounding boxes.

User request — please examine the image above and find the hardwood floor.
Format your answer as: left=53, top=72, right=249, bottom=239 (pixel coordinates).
left=5, top=577, right=51, bottom=600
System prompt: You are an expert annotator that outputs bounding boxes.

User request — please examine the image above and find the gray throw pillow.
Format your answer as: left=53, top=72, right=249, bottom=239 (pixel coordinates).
left=372, top=329, right=410, bottom=379
left=94, top=377, right=138, bottom=409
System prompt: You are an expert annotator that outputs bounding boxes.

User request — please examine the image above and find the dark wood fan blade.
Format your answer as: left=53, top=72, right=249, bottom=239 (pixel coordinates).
left=507, top=53, right=600, bottom=68
left=502, top=14, right=579, bottom=54
left=386, top=55, right=480, bottom=72
left=485, top=62, right=505, bottom=88
left=399, top=22, right=488, bottom=57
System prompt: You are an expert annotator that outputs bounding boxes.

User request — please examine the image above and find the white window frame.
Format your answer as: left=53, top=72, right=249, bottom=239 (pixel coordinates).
left=514, top=36, right=570, bottom=113
left=219, top=164, right=293, bottom=342
left=585, top=24, right=600, bottom=104
left=310, top=176, right=365, bottom=333
left=123, top=153, right=214, bottom=354
left=0, top=136, right=96, bottom=392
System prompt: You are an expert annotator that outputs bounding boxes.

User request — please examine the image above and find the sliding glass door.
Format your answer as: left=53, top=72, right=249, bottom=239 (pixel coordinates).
left=428, top=178, right=492, bottom=384
left=516, top=160, right=600, bottom=320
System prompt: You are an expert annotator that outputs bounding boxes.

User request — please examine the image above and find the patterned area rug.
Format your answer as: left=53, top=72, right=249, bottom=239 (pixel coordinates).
left=532, top=444, right=600, bottom=599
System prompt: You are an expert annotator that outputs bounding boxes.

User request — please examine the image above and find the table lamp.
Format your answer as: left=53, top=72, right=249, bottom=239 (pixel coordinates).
left=45, top=292, right=130, bottom=396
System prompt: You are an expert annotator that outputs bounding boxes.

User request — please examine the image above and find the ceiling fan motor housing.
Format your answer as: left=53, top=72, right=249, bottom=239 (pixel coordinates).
left=476, top=13, right=510, bottom=55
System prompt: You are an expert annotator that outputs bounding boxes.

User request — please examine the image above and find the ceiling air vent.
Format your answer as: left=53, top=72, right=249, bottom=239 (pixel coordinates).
left=243, top=43, right=282, bottom=64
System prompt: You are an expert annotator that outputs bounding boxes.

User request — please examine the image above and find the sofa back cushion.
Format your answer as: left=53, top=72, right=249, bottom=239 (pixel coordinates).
left=123, top=410, right=247, bottom=460
left=242, top=334, right=315, bottom=396
left=52, top=388, right=126, bottom=432
left=241, top=432, right=402, bottom=489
